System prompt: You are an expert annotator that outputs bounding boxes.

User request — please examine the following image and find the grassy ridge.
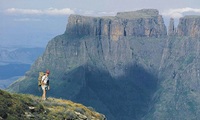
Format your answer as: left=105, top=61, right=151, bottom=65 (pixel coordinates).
left=0, top=89, right=106, bottom=120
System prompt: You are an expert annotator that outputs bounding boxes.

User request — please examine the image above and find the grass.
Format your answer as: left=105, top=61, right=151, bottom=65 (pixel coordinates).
left=116, top=9, right=159, bottom=19
left=0, top=89, right=106, bottom=120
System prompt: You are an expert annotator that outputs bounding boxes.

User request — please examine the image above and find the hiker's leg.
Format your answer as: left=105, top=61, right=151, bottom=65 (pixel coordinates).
left=42, top=89, right=45, bottom=100
left=41, top=85, right=46, bottom=100
left=44, top=89, right=46, bottom=100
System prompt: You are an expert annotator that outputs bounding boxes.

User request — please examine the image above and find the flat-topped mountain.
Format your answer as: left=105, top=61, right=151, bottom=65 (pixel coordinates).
left=7, top=9, right=200, bottom=120
left=66, top=9, right=167, bottom=41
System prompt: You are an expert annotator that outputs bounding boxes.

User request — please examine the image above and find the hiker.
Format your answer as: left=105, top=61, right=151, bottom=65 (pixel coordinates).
left=41, top=70, right=50, bottom=100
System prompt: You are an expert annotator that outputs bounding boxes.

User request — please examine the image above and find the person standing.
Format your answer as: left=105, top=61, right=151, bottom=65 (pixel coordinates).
left=41, top=70, right=50, bottom=100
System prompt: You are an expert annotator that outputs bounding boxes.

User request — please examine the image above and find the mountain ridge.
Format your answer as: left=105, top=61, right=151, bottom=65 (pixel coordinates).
left=65, top=9, right=167, bottom=41
left=0, top=89, right=106, bottom=120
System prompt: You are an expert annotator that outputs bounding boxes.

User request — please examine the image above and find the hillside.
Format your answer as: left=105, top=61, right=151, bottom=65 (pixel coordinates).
left=0, top=89, right=106, bottom=120
left=7, top=9, right=200, bottom=120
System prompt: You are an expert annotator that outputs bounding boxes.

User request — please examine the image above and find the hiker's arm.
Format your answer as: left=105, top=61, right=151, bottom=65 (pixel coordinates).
left=47, top=79, right=50, bottom=90
left=41, top=76, right=45, bottom=85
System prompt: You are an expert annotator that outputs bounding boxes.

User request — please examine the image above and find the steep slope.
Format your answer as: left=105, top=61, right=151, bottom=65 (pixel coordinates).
left=8, top=36, right=163, bottom=120
left=142, top=37, right=200, bottom=119
left=143, top=15, right=200, bottom=119
left=0, top=89, right=106, bottom=120
left=7, top=9, right=200, bottom=120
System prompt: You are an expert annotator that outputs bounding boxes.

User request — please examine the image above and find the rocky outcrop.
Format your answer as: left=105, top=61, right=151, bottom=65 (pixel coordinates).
left=168, top=18, right=176, bottom=36
left=177, top=15, right=200, bottom=37
left=65, top=9, right=167, bottom=41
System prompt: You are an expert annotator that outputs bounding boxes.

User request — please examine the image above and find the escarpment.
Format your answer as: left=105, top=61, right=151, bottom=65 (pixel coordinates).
left=178, top=16, right=200, bottom=37
left=168, top=15, right=200, bottom=38
left=65, top=9, right=167, bottom=41
left=7, top=9, right=200, bottom=120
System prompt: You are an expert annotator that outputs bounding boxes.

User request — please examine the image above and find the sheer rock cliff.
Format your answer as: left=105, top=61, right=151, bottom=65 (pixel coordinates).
left=65, top=9, right=167, bottom=41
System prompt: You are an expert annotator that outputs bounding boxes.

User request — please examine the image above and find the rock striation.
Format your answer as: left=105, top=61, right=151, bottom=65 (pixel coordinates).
left=65, top=9, right=167, bottom=41
left=168, top=15, right=200, bottom=38
left=168, top=18, right=176, bottom=36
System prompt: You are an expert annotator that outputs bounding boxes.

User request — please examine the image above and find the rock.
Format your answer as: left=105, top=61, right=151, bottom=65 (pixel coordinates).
left=25, top=112, right=35, bottom=118
left=75, top=111, right=87, bottom=120
left=28, top=106, right=35, bottom=112
left=177, top=15, right=200, bottom=38
left=168, top=18, right=176, bottom=36
left=65, top=9, right=167, bottom=40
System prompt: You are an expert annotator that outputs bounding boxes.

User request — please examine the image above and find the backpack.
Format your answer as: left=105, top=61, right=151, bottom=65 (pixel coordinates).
left=38, top=72, right=45, bottom=86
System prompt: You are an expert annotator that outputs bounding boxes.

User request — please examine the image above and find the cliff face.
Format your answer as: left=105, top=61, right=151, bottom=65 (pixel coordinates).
left=177, top=16, right=200, bottom=37
left=7, top=9, right=200, bottom=120
left=168, top=18, right=176, bottom=36
left=65, top=9, right=167, bottom=41
left=168, top=15, right=200, bottom=37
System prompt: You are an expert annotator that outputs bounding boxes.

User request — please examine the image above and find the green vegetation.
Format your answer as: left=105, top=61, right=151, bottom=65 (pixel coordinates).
left=116, top=9, right=159, bottom=19
left=0, top=89, right=105, bottom=120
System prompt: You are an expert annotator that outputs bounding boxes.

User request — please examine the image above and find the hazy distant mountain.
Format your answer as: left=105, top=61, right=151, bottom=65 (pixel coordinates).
left=0, top=47, right=44, bottom=89
left=7, top=9, right=200, bottom=120
left=0, top=47, right=45, bottom=64
left=0, top=63, right=30, bottom=80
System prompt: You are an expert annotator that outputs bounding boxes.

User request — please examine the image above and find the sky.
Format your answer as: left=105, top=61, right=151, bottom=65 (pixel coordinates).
left=0, top=0, right=200, bottom=48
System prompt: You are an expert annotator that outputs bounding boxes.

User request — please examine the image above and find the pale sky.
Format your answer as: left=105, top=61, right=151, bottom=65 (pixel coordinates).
left=1, top=0, right=200, bottom=47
